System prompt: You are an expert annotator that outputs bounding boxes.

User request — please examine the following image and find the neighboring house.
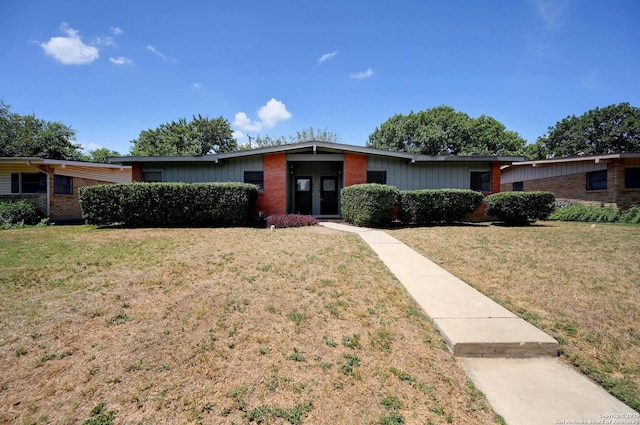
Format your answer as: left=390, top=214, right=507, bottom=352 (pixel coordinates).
left=108, top=141, right=523, bottom=217
left=0, top=157, right=132, bottom=222
left=500, top=153, right=640, bottom=209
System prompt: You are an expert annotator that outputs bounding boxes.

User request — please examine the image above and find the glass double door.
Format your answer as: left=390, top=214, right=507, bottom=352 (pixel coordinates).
left=294, top=176, right=339, bottom=215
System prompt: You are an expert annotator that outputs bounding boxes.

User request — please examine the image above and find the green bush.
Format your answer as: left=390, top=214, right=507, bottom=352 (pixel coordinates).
left=341, top=184, right=400, bottom=227
left=620, top=206, right=640, bottom=224
left=399, top=189, right=483, bottom=224
left=0, top=200, right=43, bottom=228
left=79, top=182, right=259, bottom=227
left=485, top=191, right=556, bottom=225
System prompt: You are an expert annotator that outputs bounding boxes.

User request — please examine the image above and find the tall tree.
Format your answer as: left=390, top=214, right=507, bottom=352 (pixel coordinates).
left=130, top=115, right=236, bottom=156
left=80, top=147, right=122, bottom=163
left=245, top=126, right=341, bottom=149
left=0, top=100, right=81, bottom=159
left=366, top=106, right=526, bottom=156
left=526, top=102, right=640, bottom=159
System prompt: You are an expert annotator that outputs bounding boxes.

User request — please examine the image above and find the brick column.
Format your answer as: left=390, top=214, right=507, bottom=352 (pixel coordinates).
left=491, top=161, right=502, bottom=194
left=257, top=153, right=287, bottom=215
left=344, top=153, right=367, bottom=187
left=131, top=163, right=142, bottom=182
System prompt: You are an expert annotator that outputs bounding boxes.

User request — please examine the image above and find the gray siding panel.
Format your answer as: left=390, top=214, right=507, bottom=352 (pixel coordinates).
left=143, top=157, right=263, bottom=183
left=367, top=157, right=491, bottom=190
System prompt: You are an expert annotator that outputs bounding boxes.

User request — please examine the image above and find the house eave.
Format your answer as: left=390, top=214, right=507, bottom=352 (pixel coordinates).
left=106, top=141, right=526, bottom=164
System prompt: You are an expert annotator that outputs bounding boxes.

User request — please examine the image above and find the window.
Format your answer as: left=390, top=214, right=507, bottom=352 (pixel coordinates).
left=625, top=168, right=640, bottom=189
left=142, top=171, right=162, bottom=182
left=586, top=170, right=607, bottom=190
left=244, top=171, right=264, bottom=191
left=367, top=171, right=387, bottom=185
left=54, top=175, right=73, bottom=195
left=11, top=173, right=47, bottom=194
left=512, top=181, right=524, bottom=191
left=11, top=173, right=19, bottom=193
left=470, top=171, right=491, bottom=192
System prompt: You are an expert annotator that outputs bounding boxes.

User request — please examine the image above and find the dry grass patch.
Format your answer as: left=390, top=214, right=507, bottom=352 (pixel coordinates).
left=0, top=225, right=502, bottom=424
left=390, top=221, right=640, bottom=410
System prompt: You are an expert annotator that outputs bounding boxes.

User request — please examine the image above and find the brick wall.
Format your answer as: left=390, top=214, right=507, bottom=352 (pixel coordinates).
left=344, top=153, right=367, bottom=186
left=49, top=176, right=114, bottom=221
left=491, top=161, right=501, bottom=194
left=256, top=153, right=287, bottom=215
left=500, top=159, right=640, bottom=208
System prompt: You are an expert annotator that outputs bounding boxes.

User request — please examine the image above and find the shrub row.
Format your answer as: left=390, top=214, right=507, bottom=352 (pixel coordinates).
left=400, top=189, right=484, bottom=224
left=341, top=184, right=557, bottom=227
left=0, top=200, right=43, bottom=228
left=548, top=204, right=640, bottom=224
left=485, top=191, right=556, bottom=225
left=79, top=182, right=259, bottom=227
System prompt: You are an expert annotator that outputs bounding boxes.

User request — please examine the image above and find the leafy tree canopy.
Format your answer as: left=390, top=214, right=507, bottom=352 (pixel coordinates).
left=525, top=102, right=640, bottom=160
left=79, top=147, right=122, bottom=163
left=243, top=126, right=340, bottom=149
left=130, top=115, right=236, bottom=156
left=0, top=100, right=81, bottom=160
left=366, top=105, right=526, bottom=156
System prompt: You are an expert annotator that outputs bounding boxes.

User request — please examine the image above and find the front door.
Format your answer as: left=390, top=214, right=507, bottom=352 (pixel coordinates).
left=320, top=176, right=339, bottom=215
left=295, top=177, right=312, bottom=215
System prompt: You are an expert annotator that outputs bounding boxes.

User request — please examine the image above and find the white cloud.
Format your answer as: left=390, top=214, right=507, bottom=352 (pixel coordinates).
left=111, top=26, right=123, bottom=35
left=233, top=112, right=263, bottom=132
left=350, top=68, right=374, bottom=79
left=192, top=82, right=204, bottom=89
left=232, top=130, right=245, bottom=140
left=95, top=36, right=115, bottom=47
left=40, top=22, right=99, bottom=65
left=147, top=45, right=168, bottom=61
left=110, top=56, right=132, bottom=65
left=318, top=50, right=338, bottom=64
left=531, top=0, right=569, bottom=30
left=258, top=98, right=292, bottom=128
left=233, top=98, right=292, bottom=132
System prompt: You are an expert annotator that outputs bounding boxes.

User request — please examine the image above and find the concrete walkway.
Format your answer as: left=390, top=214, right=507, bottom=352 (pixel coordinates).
left=319, top=222, right=635, bottom=424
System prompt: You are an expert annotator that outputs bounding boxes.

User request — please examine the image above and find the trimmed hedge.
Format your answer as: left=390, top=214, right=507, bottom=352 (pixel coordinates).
left=400, top=189, right=484, bottom=224
left=0, top=200, right=43, bottom=227
left=485, top=191, right=556, bottom=225
left=79, top=182, right=259, bottom=227
left=341, top=184, right=400, bottom=227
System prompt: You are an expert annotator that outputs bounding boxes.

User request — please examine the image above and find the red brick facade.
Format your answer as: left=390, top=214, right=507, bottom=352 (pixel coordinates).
left=256, top=153, right=287, bottom=215
left=491, top=161, right=501, bottom=194
left=49, top=175, right=115, bottom=221
left=500, top=158, right=640, bottom=209
left=344, top=153, right=367, bottom=186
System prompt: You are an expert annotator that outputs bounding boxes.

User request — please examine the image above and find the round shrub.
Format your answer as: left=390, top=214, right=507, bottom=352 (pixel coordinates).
left=485, top=191, right=556, bottom=225
left=341, top=184, right=400, bottom=227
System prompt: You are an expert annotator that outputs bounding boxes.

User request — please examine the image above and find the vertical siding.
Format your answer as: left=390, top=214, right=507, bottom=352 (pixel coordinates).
left=367, top=157, right=491, bottom=190
left=142, top=157, right=263, bottom=183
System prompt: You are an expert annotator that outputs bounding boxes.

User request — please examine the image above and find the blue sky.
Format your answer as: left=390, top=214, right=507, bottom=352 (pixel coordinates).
left=1, top=0, right=638, bottom=154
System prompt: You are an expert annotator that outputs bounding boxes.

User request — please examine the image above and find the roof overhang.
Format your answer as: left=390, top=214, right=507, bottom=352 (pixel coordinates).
left=106, top=141, right=525, bottom=164
left=0, top=157, right=132, bottom=170
left=502, top=152, right=640, bottom=171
